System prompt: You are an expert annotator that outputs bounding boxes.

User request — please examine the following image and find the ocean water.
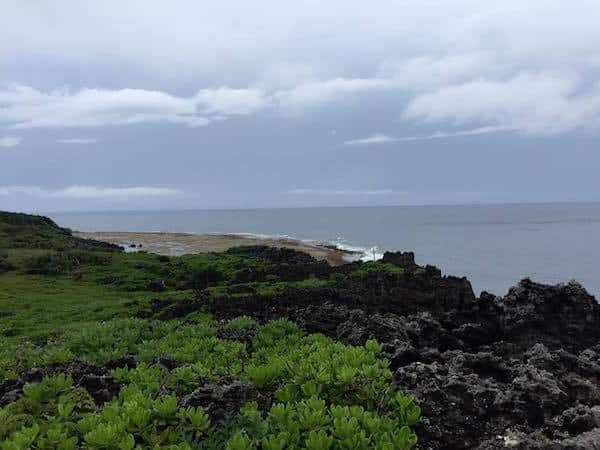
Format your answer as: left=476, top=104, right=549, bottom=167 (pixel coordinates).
left=50, top=202, right=600, bottom=298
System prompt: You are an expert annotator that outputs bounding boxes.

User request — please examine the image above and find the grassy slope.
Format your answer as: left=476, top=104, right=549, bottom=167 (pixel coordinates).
left=0, top=275, right=135, bottom=343
left=0, top=212, right=419, bottom=449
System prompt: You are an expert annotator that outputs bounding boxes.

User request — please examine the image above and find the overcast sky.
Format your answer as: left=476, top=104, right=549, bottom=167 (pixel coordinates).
left=2, top=0, right=600, bottom=212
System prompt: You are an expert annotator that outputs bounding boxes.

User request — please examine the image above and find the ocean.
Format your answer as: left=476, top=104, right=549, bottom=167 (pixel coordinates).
left=50, top=202, right=600, bottom=298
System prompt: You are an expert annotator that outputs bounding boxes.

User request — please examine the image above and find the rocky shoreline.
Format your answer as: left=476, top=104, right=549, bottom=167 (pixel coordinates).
left=140, top=248, right=600, bottom=449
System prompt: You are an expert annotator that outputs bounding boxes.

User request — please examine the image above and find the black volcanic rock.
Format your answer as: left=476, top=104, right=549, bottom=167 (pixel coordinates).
left=225, top=245, right=318, bottom=264
left=382, top=251, right=419, bottom=270
left=226, top=245, right=332, bottom=282
left=182, top=381, right=272, bottom=423
left=203, top=263, right=600, bottom=448
left=497, top=278, right=600, bottom=352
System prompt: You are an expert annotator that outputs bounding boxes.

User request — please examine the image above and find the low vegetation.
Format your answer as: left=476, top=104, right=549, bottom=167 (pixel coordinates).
left=0, top=212, right=420, bottom=448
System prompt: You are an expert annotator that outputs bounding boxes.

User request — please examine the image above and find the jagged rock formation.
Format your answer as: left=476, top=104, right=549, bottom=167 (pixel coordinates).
left=382, top=250, right=419, bottom=270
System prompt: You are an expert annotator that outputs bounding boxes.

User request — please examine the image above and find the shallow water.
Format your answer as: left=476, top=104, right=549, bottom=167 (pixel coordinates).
left=50, top=202, right=600, bottom=298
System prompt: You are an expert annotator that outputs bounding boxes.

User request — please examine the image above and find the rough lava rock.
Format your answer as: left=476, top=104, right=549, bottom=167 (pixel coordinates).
left=382, top=251, right=419, bottom=270
left=182, top=381, right=272, bottom=423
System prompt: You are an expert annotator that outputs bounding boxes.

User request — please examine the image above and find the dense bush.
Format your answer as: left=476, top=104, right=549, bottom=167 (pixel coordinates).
left=225, top=398, right=418, bottom=449
left=0, top=255, right=15, bottom=274
left=0, top=317, right=420, bottom=448
left=349, top=262, right=403, bottom=281
left=24, top=251, right=112, bottom=276
left=0, top=374, right=210, bottom=449
left=188, top=265, right=224, bottom=290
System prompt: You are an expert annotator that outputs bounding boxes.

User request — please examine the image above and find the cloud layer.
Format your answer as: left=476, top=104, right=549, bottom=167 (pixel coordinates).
left=0, top=85, right=267, bottom=129
left=3, top=71, right=600, bottom=135
left=3, top=1, right=600, bottom=136
left=345, top=126, right=512, bottom=146
left=2, top=1, right=600, bottom=210
left=56, top=138, right=98, bottom=144
left=404, top=74, right=600, bottom=135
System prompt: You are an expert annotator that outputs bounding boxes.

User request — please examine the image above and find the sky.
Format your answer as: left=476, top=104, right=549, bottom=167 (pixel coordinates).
left=2, top=0, right=600, bottom=212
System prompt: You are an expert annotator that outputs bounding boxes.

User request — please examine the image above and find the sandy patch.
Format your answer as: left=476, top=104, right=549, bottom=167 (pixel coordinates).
left=74, top=231, right=354, bottom=266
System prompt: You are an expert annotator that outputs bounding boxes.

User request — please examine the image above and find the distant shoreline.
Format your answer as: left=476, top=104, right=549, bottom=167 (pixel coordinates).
left=74, top=231, right=356, bottom=266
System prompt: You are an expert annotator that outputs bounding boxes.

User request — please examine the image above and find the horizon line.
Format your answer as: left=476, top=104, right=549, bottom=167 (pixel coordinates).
left=26, top=199, right=600, bottom=215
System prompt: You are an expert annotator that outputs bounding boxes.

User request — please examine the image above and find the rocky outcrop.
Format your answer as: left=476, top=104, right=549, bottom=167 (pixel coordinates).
left=225, top=245, right=319, bottom=265
left=182, top=381, right=272, bottom=422
left=226, top=245, right=332, bottom=282
left=498, top=278, right=600, bottom=352
left=383, top=250, right=419, bottom=270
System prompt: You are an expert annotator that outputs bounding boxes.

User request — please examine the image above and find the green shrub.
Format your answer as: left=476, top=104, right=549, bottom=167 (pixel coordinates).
left=113, top=363, right=167, bottom=395
left=246, top=330, right=397, bottom=412
left=226, top=316, right=258, bottom=331
left=225, top=398, right=418, bottom=449
left=189, top=265, right=224, bottom=290
left=42, top=346, right=75, bottom=366
left=245, top=358, right=286, bottom=389
left=65, top=318, right=157, bottom=364
left=0, top=371, right=211, bottom=449
left=0, top=317, right=421, bottom=449
left=350, top=262, right=403, bottom=281
left=0, top=374, right=95, bottom=443
left=82, top=388, right=210, bottom=448
left=167, top=365, right=203, bottom=393
left=0, top=343, right=43, bottom=383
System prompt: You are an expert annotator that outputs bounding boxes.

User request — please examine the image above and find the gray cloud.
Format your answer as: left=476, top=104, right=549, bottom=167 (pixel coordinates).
left=57, top=138, right=98, bottom=144
left=345, top=126, right=512, bottom=146
left=0, top=185, right=182, bottom=200
left=0, top=85, right=269, bottom=129
left=0, top=78, right=391, bottom=130
left=273, top=78, right=392, bottom=110
left=403, top=73, right=600, bottom=134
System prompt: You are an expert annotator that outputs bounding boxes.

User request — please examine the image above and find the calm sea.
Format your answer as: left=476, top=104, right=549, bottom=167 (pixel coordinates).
left=50, top=202, right=600, bottom=298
